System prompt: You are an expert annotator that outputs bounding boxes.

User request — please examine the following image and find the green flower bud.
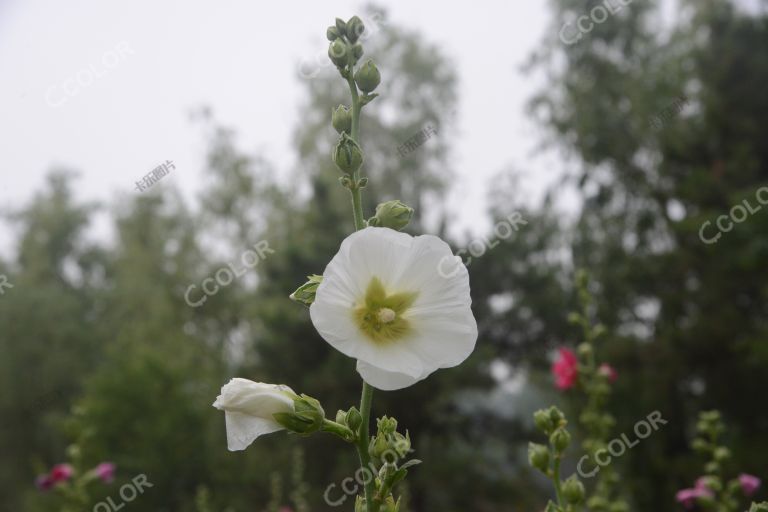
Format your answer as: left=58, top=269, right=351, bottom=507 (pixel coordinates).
left=609, top=500, right=630, bottom=512
left=714, top=446, right=731, bottom=462
left=692, top=438, right=709, bottom=452
left=354, top=59, right=381, bottom=93
left=369, top=432, right=390, bottom=461
left=562, top=476, right=585, bottom=504
left=367, top=200, right=414, bottom=231
left=273, top=394, right=325, bottom=435
left=351, top=43, right=364, bottom=63
left=749, top=503, right=768, bottom=512
left=392, top=431, right=411, bottom=457
left=382, top=495, right=401, bottom=512
left=528, top=442, right=550, bottom=473
left=332, top=133, right=364, bottom=174
left=327, top=25, right=341, bottom=41
left=332, top=105, right=352, bottom=134
left=346, top=407, right=362, bottom=432
left=587, top=496, right=609, bottom=510
left=335, top=17, right=347, bottom=36
left=346, top=16, right=365, bottom=43
left=534, top=409, right=555, bottom=434
left=336, top=409, right=347, bottom=425
left=550, top=428, right=571, bottom=453
left=577, top=342, right=592, bottom=358
left=289, top=274, right=323, bottom=306
left=377, top=416, right=398, bottom=434
left=328, top=39, right=348, bottom=67
left=548, top=406, right=566, bottom=426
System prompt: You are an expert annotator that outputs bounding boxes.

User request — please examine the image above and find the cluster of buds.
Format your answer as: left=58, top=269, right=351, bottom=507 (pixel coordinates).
left=369, top=416, right=411, bottom=463
left=677, top=410, right=763, bottom=511
left=327, top=16, right=381, bottom=183
left=529, top=407, right=586, bottom=512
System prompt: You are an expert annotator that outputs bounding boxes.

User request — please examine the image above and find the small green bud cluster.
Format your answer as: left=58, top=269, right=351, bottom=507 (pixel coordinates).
left=369, top=416, right=411, bottom=463
left=336, top=406, right=363, bottom=433
left=693, top=410, right=729, bottom=474
left=750, top=503, right=768, bottom=512
left=367, top=200, right=414, bottom=231
left=326, top=15, right=380, bottom=91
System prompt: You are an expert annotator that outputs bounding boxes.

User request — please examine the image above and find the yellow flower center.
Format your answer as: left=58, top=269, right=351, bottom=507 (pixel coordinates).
left=353, top=277, right=418, bottom=344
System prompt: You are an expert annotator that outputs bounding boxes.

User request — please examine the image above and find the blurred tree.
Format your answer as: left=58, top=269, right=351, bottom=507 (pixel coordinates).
left=523, top=0, right=768, bottom=509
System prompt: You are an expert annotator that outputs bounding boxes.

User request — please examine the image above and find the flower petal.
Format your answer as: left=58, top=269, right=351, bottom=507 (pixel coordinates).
left=223, top=411, right=285, bottom=451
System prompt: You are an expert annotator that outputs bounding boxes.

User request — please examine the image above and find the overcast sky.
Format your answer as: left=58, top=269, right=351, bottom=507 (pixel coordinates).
left=9, top=0, right=754, bottom=255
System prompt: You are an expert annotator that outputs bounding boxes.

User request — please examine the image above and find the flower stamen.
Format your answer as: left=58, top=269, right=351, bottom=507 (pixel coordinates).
left=377, top=308, right=396, bottom=323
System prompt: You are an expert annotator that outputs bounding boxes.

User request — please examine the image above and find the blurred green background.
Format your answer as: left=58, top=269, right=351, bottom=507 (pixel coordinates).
left=1, top=1, right=767, bottom=510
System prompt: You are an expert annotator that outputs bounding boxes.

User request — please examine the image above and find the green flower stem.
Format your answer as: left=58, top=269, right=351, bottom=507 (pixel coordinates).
left=356, top=382, right=378, bottom=512
left=345, top=56, right=377, bottom=512
left=346, top=64, right=366, bottom=232
left=552, top=452, right=565, bottom=508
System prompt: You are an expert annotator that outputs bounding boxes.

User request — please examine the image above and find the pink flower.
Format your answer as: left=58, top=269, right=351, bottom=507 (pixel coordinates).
left=552, top=348, right=579, bottom=390
left=739, top=473, right=761, bottom=497
left=94, top=462, right=116, bottom=483
left=676, top=484, right=713, bottom=509
left=598, top=363, right=618, bottom=383
left=34, top=474, right=54, bottom=491
left=49, top=464, right=74, bottom=484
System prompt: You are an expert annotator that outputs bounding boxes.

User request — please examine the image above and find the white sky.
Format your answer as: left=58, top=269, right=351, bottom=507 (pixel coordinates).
left=0, top=0, right=585, bottom=257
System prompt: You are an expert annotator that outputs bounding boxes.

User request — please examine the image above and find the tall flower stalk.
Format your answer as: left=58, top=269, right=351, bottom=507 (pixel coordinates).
left=213, top=15, right=477, bottom=512
left=529, top=271, right=627, bottom=512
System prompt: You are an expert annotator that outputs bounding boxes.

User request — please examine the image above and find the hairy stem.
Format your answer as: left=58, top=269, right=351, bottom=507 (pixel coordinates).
left=345, top=54, right=377, bottom=512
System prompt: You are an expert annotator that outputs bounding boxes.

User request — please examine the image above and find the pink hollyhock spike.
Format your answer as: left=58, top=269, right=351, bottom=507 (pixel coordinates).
left=49, top=464, right=74, bottom=484
left=738, top=473, right=761, bottom=496
left=94, top=462, right=116, bottom=483
left=35, top=474, right=54, bottom=491
left=598, top=363, right=618, bottom=383
left=676, top=486, right=713, bottom=509
left=552, top=348, right=579, bottom=390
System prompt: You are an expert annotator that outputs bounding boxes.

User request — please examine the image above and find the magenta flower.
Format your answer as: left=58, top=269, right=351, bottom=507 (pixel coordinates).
left=34, top=474, right=54, bottom=492
left=675, top=485, right=713, bottom=509
left=598, top=363, right=618, bottom=383
left=94, top=462, right=116, bottom=483
left=739, top=473, right=761, bottom=496
left=552, top=348, right=579, bottom=390
left=49, top=464, right=74, bottom=484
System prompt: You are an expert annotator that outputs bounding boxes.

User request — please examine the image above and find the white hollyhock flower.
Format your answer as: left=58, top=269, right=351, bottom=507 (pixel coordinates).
left=310, top=227, right=478, bottom=391
left=213, top=378, right=295, bottom=451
